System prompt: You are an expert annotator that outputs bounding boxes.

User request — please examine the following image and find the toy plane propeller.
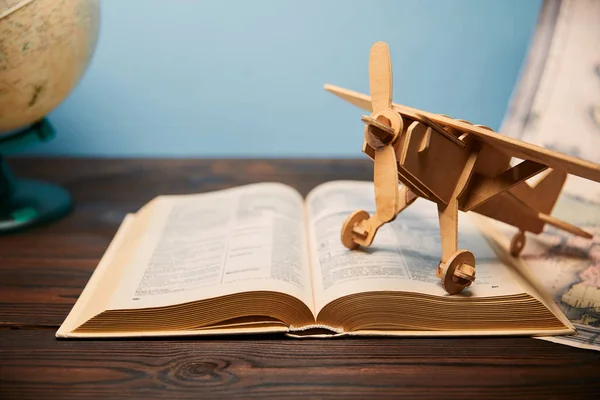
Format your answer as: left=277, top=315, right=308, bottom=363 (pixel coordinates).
left=326, top=41, right=600, bottom=295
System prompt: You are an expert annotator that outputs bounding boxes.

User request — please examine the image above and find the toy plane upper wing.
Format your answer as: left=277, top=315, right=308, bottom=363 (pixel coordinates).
left=324, top=84, right=600, bottom=183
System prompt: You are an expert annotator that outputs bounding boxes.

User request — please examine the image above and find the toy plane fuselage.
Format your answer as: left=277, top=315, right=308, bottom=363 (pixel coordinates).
left=361, top=107, right=582, bottom=238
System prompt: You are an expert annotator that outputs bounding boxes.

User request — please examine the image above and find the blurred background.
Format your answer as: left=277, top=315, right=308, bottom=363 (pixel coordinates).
left=28, top=0, right=542, bottom=157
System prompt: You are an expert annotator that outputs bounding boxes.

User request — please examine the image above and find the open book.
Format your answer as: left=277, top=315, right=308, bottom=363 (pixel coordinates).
left=57, top=181, right=573, bottom=338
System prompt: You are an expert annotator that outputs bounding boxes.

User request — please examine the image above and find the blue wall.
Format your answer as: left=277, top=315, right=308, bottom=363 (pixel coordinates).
left=38, top=0, right=541, bottom=157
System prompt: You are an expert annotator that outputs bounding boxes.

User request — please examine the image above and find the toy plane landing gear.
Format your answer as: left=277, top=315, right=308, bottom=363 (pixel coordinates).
left=329, top=41, right=600, bottom=295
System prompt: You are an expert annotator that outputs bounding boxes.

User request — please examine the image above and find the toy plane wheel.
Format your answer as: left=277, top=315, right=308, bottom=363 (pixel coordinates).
left=437, top=250, right=476, bottom=295
left=510, top=230, right=526, bottom=257
left=341, top=210, right=370, bottom=250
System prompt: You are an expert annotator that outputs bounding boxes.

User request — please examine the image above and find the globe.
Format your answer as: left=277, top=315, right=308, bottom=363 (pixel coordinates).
left=0, top=0, right=100, bottom=134
left=0, top=0, right=99, bottom=234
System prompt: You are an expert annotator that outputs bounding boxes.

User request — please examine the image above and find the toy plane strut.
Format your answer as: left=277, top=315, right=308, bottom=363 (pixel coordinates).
left=326, top=41, right=600, bottom=295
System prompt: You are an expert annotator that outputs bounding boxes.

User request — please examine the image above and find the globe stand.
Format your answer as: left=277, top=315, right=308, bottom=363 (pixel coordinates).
left=0, top=119, right=72, bottom=234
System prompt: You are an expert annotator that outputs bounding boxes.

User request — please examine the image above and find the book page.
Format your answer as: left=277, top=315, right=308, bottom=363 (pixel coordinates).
left=108, top=183, right=313, bottom=312
left=305, top=181, right=528, bottom=313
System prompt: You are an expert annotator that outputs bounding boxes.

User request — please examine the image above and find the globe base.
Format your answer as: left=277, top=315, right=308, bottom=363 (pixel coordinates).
left=0, top=118, right=72, bottom=234
left=0, top=177, right=72, bottom=234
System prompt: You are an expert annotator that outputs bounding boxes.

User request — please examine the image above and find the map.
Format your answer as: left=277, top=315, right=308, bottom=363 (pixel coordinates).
left=515, top=194, right=600, bottom=350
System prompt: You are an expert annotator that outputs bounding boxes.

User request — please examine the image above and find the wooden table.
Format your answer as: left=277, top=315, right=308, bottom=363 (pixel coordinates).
left=1, top=158, right=599, bottom=399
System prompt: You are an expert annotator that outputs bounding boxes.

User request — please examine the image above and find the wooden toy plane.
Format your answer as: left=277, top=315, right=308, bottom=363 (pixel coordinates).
left=325, top=41, right=600, bottom=295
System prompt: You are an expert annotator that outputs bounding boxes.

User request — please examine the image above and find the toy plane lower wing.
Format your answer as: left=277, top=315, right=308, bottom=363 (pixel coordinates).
left=324, top=84, right=600, bottom=183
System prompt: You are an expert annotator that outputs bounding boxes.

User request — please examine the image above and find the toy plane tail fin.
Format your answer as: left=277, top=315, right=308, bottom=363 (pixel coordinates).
left=510, top=169, right=590, bottom=237
left=510, top=168, right=567, bottom=215
left=529, top=168, right=567, bottom=214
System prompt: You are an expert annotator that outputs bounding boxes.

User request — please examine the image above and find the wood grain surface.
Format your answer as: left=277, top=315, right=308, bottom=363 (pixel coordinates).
left=1, top=157, right=599, bottom=399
